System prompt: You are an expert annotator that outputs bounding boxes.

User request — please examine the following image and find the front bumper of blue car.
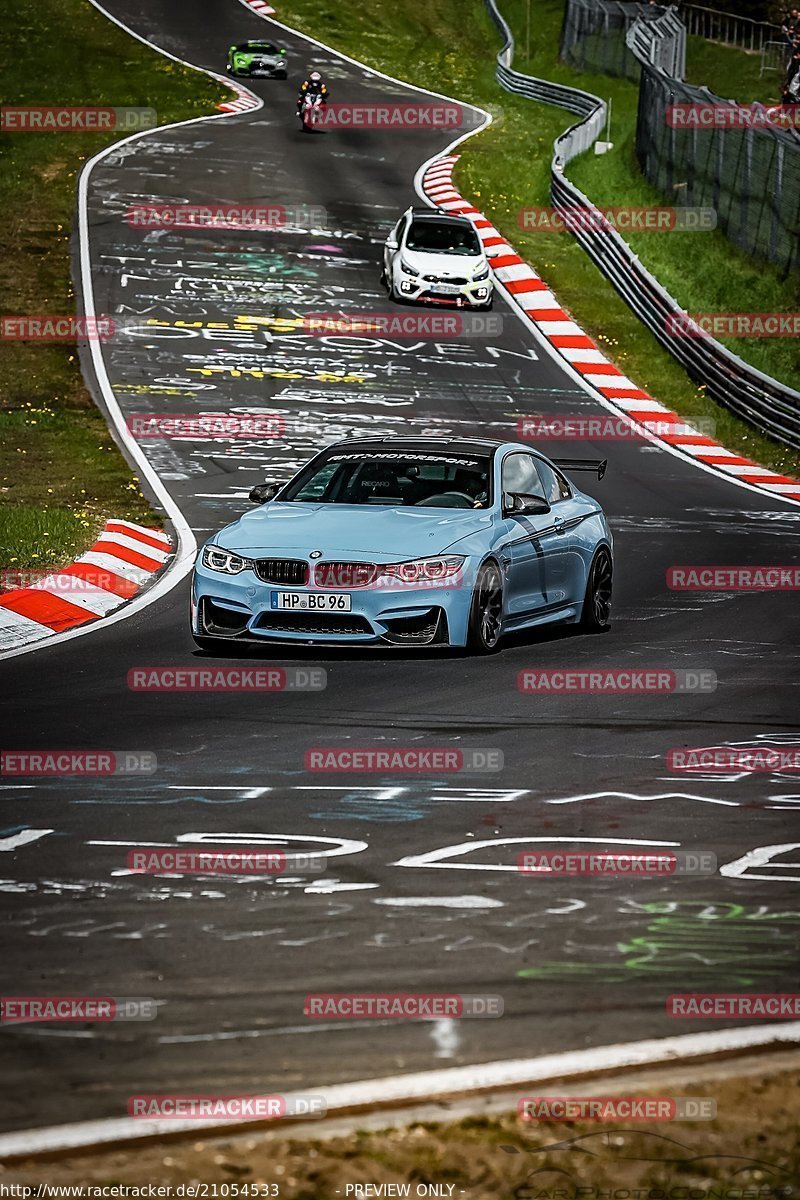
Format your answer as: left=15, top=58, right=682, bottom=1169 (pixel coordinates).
left=191, top=558, right=476, bottom=648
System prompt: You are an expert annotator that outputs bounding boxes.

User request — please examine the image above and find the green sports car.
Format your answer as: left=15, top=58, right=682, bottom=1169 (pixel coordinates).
left=226, top=40, right=287, bottom=78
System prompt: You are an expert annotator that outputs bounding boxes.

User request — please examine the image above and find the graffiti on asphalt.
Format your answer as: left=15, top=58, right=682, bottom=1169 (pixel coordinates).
left=517, top=901, right=800, bottom=985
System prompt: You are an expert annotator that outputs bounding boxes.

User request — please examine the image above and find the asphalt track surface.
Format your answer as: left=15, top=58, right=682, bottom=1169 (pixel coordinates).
left=1, top=0, right=800, bottom=1136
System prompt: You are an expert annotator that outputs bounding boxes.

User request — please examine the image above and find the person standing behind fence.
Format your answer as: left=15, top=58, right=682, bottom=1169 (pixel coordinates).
left=782, top=45, right=800, bottom=105
left=780, top=8, right=800, bottom=42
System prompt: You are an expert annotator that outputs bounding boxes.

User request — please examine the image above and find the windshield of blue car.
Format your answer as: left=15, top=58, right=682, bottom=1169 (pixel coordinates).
left=283, top=452, right=492, bottom=509
left=405, top=222, right=481, bottom=256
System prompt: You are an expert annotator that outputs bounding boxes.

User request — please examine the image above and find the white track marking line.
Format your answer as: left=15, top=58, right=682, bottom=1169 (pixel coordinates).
left=1, top=1024, right=798, bottom=1158
left=0, top=830, right=53, bottom=852
left=394, top=835, right=678, bottom=871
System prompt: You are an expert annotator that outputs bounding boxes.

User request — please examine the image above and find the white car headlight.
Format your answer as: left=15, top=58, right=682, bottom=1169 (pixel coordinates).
left=399, top=258, right=419, bottom=277
left=379, top=555, right=465, bottom=585
left=472, top=264, right=490, bottom=281
left=202, top=544, right=251, bottom=575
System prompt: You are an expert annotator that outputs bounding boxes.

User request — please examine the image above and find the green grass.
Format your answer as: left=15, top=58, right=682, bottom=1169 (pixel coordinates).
left=685, top=33, right=775, bottom=101
left=0, top=0, right=230, bottom=570
left=278, top=0, right=800, bottom=480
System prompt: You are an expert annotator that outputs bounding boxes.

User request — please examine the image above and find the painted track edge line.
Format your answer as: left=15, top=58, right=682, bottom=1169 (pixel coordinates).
left=1, top=1022, right=798, bottom=1160
left=0, top=7, right=265, bottom=663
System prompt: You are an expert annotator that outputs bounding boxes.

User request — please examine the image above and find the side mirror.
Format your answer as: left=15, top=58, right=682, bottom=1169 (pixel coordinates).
left=249, top=482, right=280, bottom=505
left=485, top=246, right=501, bottom=258
left=385, top=238, right=399, bottom=250
left=502, top=492, right=551, bottom=517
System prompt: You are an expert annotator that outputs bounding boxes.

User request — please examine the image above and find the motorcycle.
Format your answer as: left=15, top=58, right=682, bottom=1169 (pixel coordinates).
left=298, top=92, right=324, bottom=132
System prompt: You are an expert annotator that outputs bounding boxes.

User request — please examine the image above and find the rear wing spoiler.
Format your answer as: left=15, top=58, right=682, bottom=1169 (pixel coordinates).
left=553, top=458, right=607, bottom=481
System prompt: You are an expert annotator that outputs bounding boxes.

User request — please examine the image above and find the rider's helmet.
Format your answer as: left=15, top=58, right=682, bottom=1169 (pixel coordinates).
left=309, top=71, right=322, bottom=82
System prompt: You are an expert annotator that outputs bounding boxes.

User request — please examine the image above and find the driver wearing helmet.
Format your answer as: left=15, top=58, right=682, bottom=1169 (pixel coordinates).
left=297, top=70, right=329, bottom=114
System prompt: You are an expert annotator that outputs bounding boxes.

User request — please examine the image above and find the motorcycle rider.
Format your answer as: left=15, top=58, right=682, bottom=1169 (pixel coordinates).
left=296, top=70, right=329, bottom=121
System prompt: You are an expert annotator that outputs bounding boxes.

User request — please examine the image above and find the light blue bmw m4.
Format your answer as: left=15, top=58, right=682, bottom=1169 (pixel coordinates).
left=191, top=437, right=613, bottom=653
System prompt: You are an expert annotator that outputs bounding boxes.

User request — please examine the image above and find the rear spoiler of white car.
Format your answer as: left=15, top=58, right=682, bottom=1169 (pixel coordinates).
left=553, top=458, right=607, bottom=481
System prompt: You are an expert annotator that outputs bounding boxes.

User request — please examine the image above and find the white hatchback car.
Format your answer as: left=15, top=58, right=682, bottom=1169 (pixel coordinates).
left=383, top=207, right=495, bottom=309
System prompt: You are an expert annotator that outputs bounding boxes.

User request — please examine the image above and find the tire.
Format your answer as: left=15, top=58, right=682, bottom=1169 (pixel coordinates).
left=579, top=547, right=613, bottom=632
left=466, top=561, right=504, bottom=654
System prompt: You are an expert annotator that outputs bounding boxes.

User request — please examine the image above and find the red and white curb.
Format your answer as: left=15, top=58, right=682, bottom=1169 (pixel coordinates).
left=242, top=0, right=277, bottom=14
left=0, top=520, right=172, bottom=653
left=218, top=79, right=263, bottom=114
left=423, top=156, right=800, bottom=503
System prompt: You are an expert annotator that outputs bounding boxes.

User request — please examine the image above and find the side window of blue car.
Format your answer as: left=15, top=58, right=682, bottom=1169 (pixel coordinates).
left=501, top=453, right=547, bottom=500
left=536, top=460, right=571, bottom=504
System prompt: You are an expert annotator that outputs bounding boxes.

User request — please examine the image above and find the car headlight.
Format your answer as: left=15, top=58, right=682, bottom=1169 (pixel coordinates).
left=201, top=544, right=252, bottom=575
left=399, top=259, right=419, bottom=277
left=379, top=555, right=465, bottom=585
left=472, top=264, right=490, bottom=281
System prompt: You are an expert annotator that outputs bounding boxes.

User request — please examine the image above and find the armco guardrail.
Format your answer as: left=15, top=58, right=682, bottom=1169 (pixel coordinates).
left=560, top=0, right=685, bottom=81
left=626, top=5, right=686, bottom=77
left=562, top=0, right=799, bottom=273
left=679, top=2, right=782, bottom=53
left=481, top=0, right=800, bottom=451
left=627, top=14, right=800, bottom=274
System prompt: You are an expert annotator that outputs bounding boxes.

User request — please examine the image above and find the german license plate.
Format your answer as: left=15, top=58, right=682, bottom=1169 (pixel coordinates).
left=432, top=284, right=459, bottom=295
left=271, top=592, right=352, bottom=612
